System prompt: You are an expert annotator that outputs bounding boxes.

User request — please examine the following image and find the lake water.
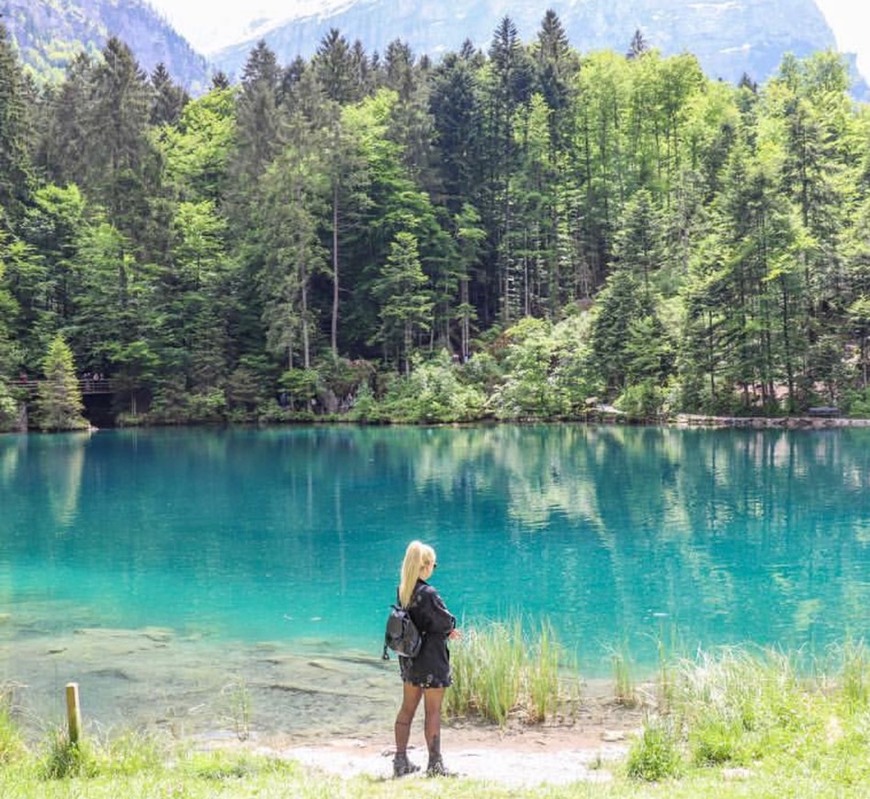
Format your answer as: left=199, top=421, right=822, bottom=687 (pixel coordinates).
left=2, top=424, right=870, bottom=739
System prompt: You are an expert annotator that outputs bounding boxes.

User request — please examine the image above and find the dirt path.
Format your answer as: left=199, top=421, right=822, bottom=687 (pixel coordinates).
left=207, top=690, right=648, bottom=787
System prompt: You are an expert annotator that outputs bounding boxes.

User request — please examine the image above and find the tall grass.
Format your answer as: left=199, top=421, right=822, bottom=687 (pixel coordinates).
left=445, top=617, right=578, bottom=725
left=221, top=676, right=252, bottom=741
left=609, top=645, right=638, bottom=707
left=836, top=639, right=870, bottom=715
left=39, top=728, right=98, bottom=779
left=0, top=688, right=26, bottom=766
left=639, top=643, right=870, bottom=777
left=626, top=717, right=683, bottom=781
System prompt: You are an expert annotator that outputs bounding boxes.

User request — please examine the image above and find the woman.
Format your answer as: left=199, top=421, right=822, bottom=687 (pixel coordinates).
left=392, top=540, right=461, bottom=778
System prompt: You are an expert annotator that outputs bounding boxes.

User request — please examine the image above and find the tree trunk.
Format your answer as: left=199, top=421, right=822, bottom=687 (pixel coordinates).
left=331, top=184, right=340, bottom=357
left=301, top=259, right=310, bottom=369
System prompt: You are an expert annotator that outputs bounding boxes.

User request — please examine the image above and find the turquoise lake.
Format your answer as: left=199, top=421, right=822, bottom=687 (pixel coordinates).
left=2, top=424, right=870, bottom=735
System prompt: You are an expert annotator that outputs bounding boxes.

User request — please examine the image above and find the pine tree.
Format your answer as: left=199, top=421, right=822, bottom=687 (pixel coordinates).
left=372, top=231, right=433, bottom=374
left=313, top=29, right=363, bottom=105
left=35, top=334, right=88, bottom=431
left=226, top=41, right=284, bottom=227
left=151, top=62, right=189, bottom=126
left=0, top=22, right=34, bottom=227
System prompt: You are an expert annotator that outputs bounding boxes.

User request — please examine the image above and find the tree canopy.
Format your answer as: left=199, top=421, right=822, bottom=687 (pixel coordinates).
left=2, top=19, right=870, bottom=428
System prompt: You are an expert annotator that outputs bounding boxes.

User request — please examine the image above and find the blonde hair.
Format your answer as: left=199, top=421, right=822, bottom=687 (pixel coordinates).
left=399, top=540, right=436, bottom=607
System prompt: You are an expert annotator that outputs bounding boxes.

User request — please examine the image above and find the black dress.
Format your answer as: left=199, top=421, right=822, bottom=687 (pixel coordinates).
left=399, top=578, right=456, bottom=688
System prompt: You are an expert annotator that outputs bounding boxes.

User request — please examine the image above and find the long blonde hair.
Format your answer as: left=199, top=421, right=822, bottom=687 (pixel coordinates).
left=399, top=540, right=435, bottom=607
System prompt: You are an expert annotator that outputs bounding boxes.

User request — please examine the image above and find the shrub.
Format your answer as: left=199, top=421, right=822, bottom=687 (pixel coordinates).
left=690, top=719, right=743, bottom=766
left=377, top=351, right=487, bottom=423
left=615, top=380, right=664, bottom=421
left=626, top=718, right=683, bottom=781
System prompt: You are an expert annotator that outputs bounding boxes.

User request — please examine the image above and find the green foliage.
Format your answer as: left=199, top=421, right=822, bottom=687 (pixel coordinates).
left=35, top=334, right=88, bottom=431
left=0, top=382, right=18, bottom=432
left=626, top=718, right=684, bottom=781
left=842, top=387, right=870, bottom=418
left=0, top=20, right=869, bottom=425
left=39, top=731, right=97, bottom=779
left=97, top=731, right=166, bottom=777
left=610, top=648, right=639, bottom=708
left=0, top=692, right=26, bottom=765
left=615, top=379, right=665, bottom=421
left=371, top=231, right=433, bottom=374
left=377, top=350, right=487, bottom=423
left=834, top=640, right=870, bottom=715
left=445, top=617, right=577, bottom=726
left=689, top=719, right=744, bottom=766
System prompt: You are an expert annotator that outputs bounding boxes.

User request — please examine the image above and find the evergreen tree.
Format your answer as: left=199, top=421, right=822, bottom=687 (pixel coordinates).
left=485, top=16, right=535, bottom=323
left=85, top=38, right=158, bottom=253
left=533, top=10, right=579, bottom=153
left=151, top=62, right=189, bottom=126
left=627, top=29, right=650, bottom=60
left=430, top=51, right=485, bottom=214
left=372, top=231, right=432, bottom=374
left=258, top=120, right=328, bottom=369
left=35, top=334, right=88, bottom=431
left=0, top=22, right=34, bottom=227
left=313, top=29, right=363, bottom=105
left=226, top=40, right=284, bottom=226
left=36, top=52, right=94, bottom=188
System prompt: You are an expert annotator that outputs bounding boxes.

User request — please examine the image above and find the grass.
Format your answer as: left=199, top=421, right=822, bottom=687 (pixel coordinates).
left=3, top=641, right=870, bottom=797
left=444, top=617, right=580, bottom=725
left=609, top=644, right=639, bottom=708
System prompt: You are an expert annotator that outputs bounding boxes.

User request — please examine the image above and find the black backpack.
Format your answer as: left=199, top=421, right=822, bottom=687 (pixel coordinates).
left=382, top=590, right=423, bottom=660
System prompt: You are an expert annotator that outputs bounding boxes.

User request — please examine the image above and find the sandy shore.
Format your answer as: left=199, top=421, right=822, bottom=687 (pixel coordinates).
left=255, top=724, right=630, bottom=786
left=200, top=689, right=644, bottom=787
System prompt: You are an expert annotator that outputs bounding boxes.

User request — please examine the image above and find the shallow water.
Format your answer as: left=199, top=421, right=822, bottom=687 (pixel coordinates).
left=2, top=425, right=870, bottom=737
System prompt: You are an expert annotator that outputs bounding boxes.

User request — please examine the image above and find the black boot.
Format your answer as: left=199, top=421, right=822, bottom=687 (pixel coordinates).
left=426, top=754, right=457, bottom=777
left=393, top=752, right=420, bottom=778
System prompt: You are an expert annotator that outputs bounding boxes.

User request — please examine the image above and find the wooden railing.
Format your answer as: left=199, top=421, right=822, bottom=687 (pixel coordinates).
left=14, top=378, right=113, bottom=396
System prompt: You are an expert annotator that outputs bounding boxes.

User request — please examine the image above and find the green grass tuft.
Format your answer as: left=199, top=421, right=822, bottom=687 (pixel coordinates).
left=626, top=717, right=683, bottom=781
left=446, top=616, right=579, bottom=725
left=38, top=728, right=98, bottom=779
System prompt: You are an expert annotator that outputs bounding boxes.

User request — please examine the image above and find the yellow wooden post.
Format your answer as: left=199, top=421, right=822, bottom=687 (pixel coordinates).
left=65, top=682, right=82, bottom=744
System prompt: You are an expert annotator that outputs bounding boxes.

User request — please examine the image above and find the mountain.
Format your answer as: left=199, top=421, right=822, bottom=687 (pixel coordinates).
left=0, top=0, right=210, bottom=92
left=211, top=0, right=866, bottom=97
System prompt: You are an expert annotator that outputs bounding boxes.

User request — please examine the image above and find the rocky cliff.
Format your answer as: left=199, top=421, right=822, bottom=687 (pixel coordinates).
left=0, top=0, right=210, bottom=91
left=212, top=0, right=866, bottom=98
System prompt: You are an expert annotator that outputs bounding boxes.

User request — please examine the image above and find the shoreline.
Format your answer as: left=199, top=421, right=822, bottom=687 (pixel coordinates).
left=5, top=412, right=870, bottom=436
left=3, top=623, right=645, bottom=787
left=670, top=412, right=870, bottom=429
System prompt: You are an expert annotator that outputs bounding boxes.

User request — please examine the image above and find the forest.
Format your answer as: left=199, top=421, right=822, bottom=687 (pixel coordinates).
left=2, top=13, right=870, bottom=430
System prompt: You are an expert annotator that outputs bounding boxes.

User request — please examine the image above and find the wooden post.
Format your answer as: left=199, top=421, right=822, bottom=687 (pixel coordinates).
left=65, top=682, right=82, bottom=744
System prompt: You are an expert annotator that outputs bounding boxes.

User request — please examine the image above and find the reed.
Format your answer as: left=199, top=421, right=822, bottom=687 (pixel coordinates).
left=445, top=616, right=577, bottom=725
left=608, top=644, right=638, bottom=707
left=221, top=676, right=252, bottom=742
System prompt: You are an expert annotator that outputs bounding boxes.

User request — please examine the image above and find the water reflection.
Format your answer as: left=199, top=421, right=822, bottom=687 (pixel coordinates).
left=0, top=426, right=869, bottom=678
